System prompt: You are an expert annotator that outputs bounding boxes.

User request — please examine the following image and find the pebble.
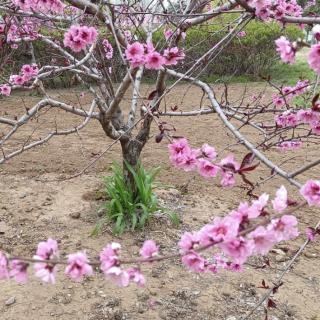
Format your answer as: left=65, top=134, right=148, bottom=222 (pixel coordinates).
left=97, top=208, right=105, bottom=217
left=70, top=211, right=81, bottom=219
left=5, top=296, right=16, bottom=306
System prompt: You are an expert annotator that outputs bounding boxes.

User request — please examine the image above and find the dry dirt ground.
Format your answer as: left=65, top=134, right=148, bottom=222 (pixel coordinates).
left=0, top=84, right=319, bottom=320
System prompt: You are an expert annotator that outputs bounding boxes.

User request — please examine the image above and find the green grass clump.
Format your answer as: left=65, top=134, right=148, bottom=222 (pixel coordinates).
left=94, top=162, right=178, bottom=235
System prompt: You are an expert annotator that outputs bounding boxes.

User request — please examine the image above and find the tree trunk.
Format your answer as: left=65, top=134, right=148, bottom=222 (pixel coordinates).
left=120, top=139, right=143, bottom=196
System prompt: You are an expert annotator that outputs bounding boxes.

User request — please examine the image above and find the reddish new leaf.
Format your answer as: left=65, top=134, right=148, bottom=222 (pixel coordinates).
left=240, top=152, right=255, bottom=169
left=267, top=298, right=277, bottom=309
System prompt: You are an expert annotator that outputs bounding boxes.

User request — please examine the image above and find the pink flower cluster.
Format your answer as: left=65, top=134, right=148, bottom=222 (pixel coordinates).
left=275, top=36, right=296, bottom=64
left=179, top=186, right=298, bottom=272
left=163, top=28, right=186, bottom=41
left=275, top=106, right=320, bottom=135
left=4, top=179, right=320, bottom=287
left=125, top=42, right=185, bottom=69
left=0, top=239, right=157, bottom=286
left=4, top=17, right=40, bottom=46
left=248, top=0, right=302, bottom=21
left=102, top=39, right=113, bottom=59
left=63, top=26, right=98, bottom=53
left=168, top=138, right=241, bottom=187
left=99, top=241, right=158, bottom=287
left=308, top=44, right=320, bottom=74
left=11, top=0, right=64, bottom=13
left=9, top=64, right=39, bottom=87
left=277, top=140, right=302, bottom=151
left=300, top=180, right=320, bottom=207
left=0, top=84, right=11, bottom=97
left=272, top=80, right=310, bottom=107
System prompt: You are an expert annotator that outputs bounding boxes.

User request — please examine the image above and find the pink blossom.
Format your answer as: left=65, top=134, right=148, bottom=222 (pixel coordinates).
left=248, top=193, right=269, bottom=218
left=124, top=30, right=132, bottom=42
left=102, top=39, right=113, bottom=59
left=305, top=227, right=316, bottom=241
left=220, top=237, right=254, bottom=265
left=275, top=36, right=295, bottom=64
left=125, top=42, right=145, bottom=68
left=65, top=252, right=93, bottom=281
left=272, top=185, right=288, bottom=212
left=230, top=202, right=250, bottom=224
left=308, top=44, right=320, bottom=74
left=181, top=251, right=206, bottom=272
left=179, top=232, right=200, bottom=253
left=281, top=86, right=294, bottom=100
left=63, top=25, right=97, bottom=53
left=272, top=94, right=285, bottom=107
left=127, top=268, right=146, bottom=287
left=33, top=238, right=59, bottom=283
left=140, top=240, right=158, bottom=259
left=34, top=262, right=57, bottom=283
left=237, top=31, right=246, bottom=38
left=177, top=28, right=186, bottom=39
left=9, top=75, right=25, bottom=85
left=164, top=28, right=173, bottom=40
left=199, top=216, right=239, bottom=245
left=100, top=242, right=121, bottom=273
left=311, top=121, right=320, bottom=135
left=34, top=238, right=58, bottom=259
left=220, top=171, right=236, bottom=187
left=300, top=180, right=320, bottom=206
left=104, top=266, right=130, bottom=287
left=9, top=260, right=28, bottom=283
left=249, top=226, right=276, bottom=255
left=219, top=155, right=240, bottom=187
left=145, top=51, right=165, bottom=70
left=0, top=251, right=9, bottom=280
left=269, top=215, right=299, bottom=241
left=294, top=79, right=310, bottom=94
left=0, top=84, right=11, bottom=96
left=197, top=159, right=219, bottom=179
left=297, top=109, right=319, bottom=124
left=200, top=143, right=216, bottom=160
left=168, top=138, right=190, bottom=158
left=312, top=25, right=320, bottom=42
left=277, top=140, right=302, bottom=152
left=179, top=150, right=198, bottom=171
left=275, top=111, right=298, bottom=128
left=21, top=64, right=38, bottom=81
left=163, top=47, right=185, bottom=66
left=220, top=154, right=240, bottom=172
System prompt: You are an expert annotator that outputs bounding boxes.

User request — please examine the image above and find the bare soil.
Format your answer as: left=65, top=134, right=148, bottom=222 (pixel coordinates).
left=0, top=84, right=319, bottom=320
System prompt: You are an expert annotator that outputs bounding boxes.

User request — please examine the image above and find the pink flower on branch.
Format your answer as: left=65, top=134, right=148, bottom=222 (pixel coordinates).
left=100, top=242, right=121, bottom=273
left=275, top=36, right=296, bottom=64
left=33, top=238, right=59, bottom=284
left=104, top=266, right=130, bottom=287
left=268, top=215, right=299, bottom=241
left=300, top=180, right=320, bottom=206
left=308, top=44, right=320, bottom=74
left=0, top=84, right=11, bottom=96
left=64, top=25, right=98, bottom=53
left=65, top=252, right=93, bottom=281
left=9, top=260, right=29, bottom=283
left=163, top=47, right=185, bottom=66
left=140, top=240, right=159, bottom=259
left=197, top=158, right=219, bottom=179
left=0, top=252, right=9, bottom=280
left=249, top=226, right=276, bottom=255
left=272, top=185, right=288, bottom=213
